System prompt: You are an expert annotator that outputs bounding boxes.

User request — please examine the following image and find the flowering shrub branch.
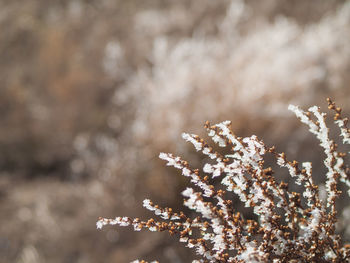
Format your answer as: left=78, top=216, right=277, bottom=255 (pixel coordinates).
left=97, top=98, right=350, bottom=262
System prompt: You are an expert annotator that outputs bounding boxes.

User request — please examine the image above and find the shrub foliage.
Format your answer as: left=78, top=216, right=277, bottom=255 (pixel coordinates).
left=98, top=99, right=350, bottom=262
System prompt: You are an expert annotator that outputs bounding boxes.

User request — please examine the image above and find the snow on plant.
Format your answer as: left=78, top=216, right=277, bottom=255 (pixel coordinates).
left=97, top=98, right=350, bottom=262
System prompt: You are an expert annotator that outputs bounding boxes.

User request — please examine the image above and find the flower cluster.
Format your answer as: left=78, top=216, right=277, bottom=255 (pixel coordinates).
left=97, top=98, right=350, bottom=262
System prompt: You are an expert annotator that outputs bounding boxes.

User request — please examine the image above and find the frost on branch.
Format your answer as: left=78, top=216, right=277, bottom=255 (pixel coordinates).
left=97, top=98, right=350, bottom=262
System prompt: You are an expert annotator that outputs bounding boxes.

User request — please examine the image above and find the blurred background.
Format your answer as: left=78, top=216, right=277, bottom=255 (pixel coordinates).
left=0, top=0, right=350, bottom=262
